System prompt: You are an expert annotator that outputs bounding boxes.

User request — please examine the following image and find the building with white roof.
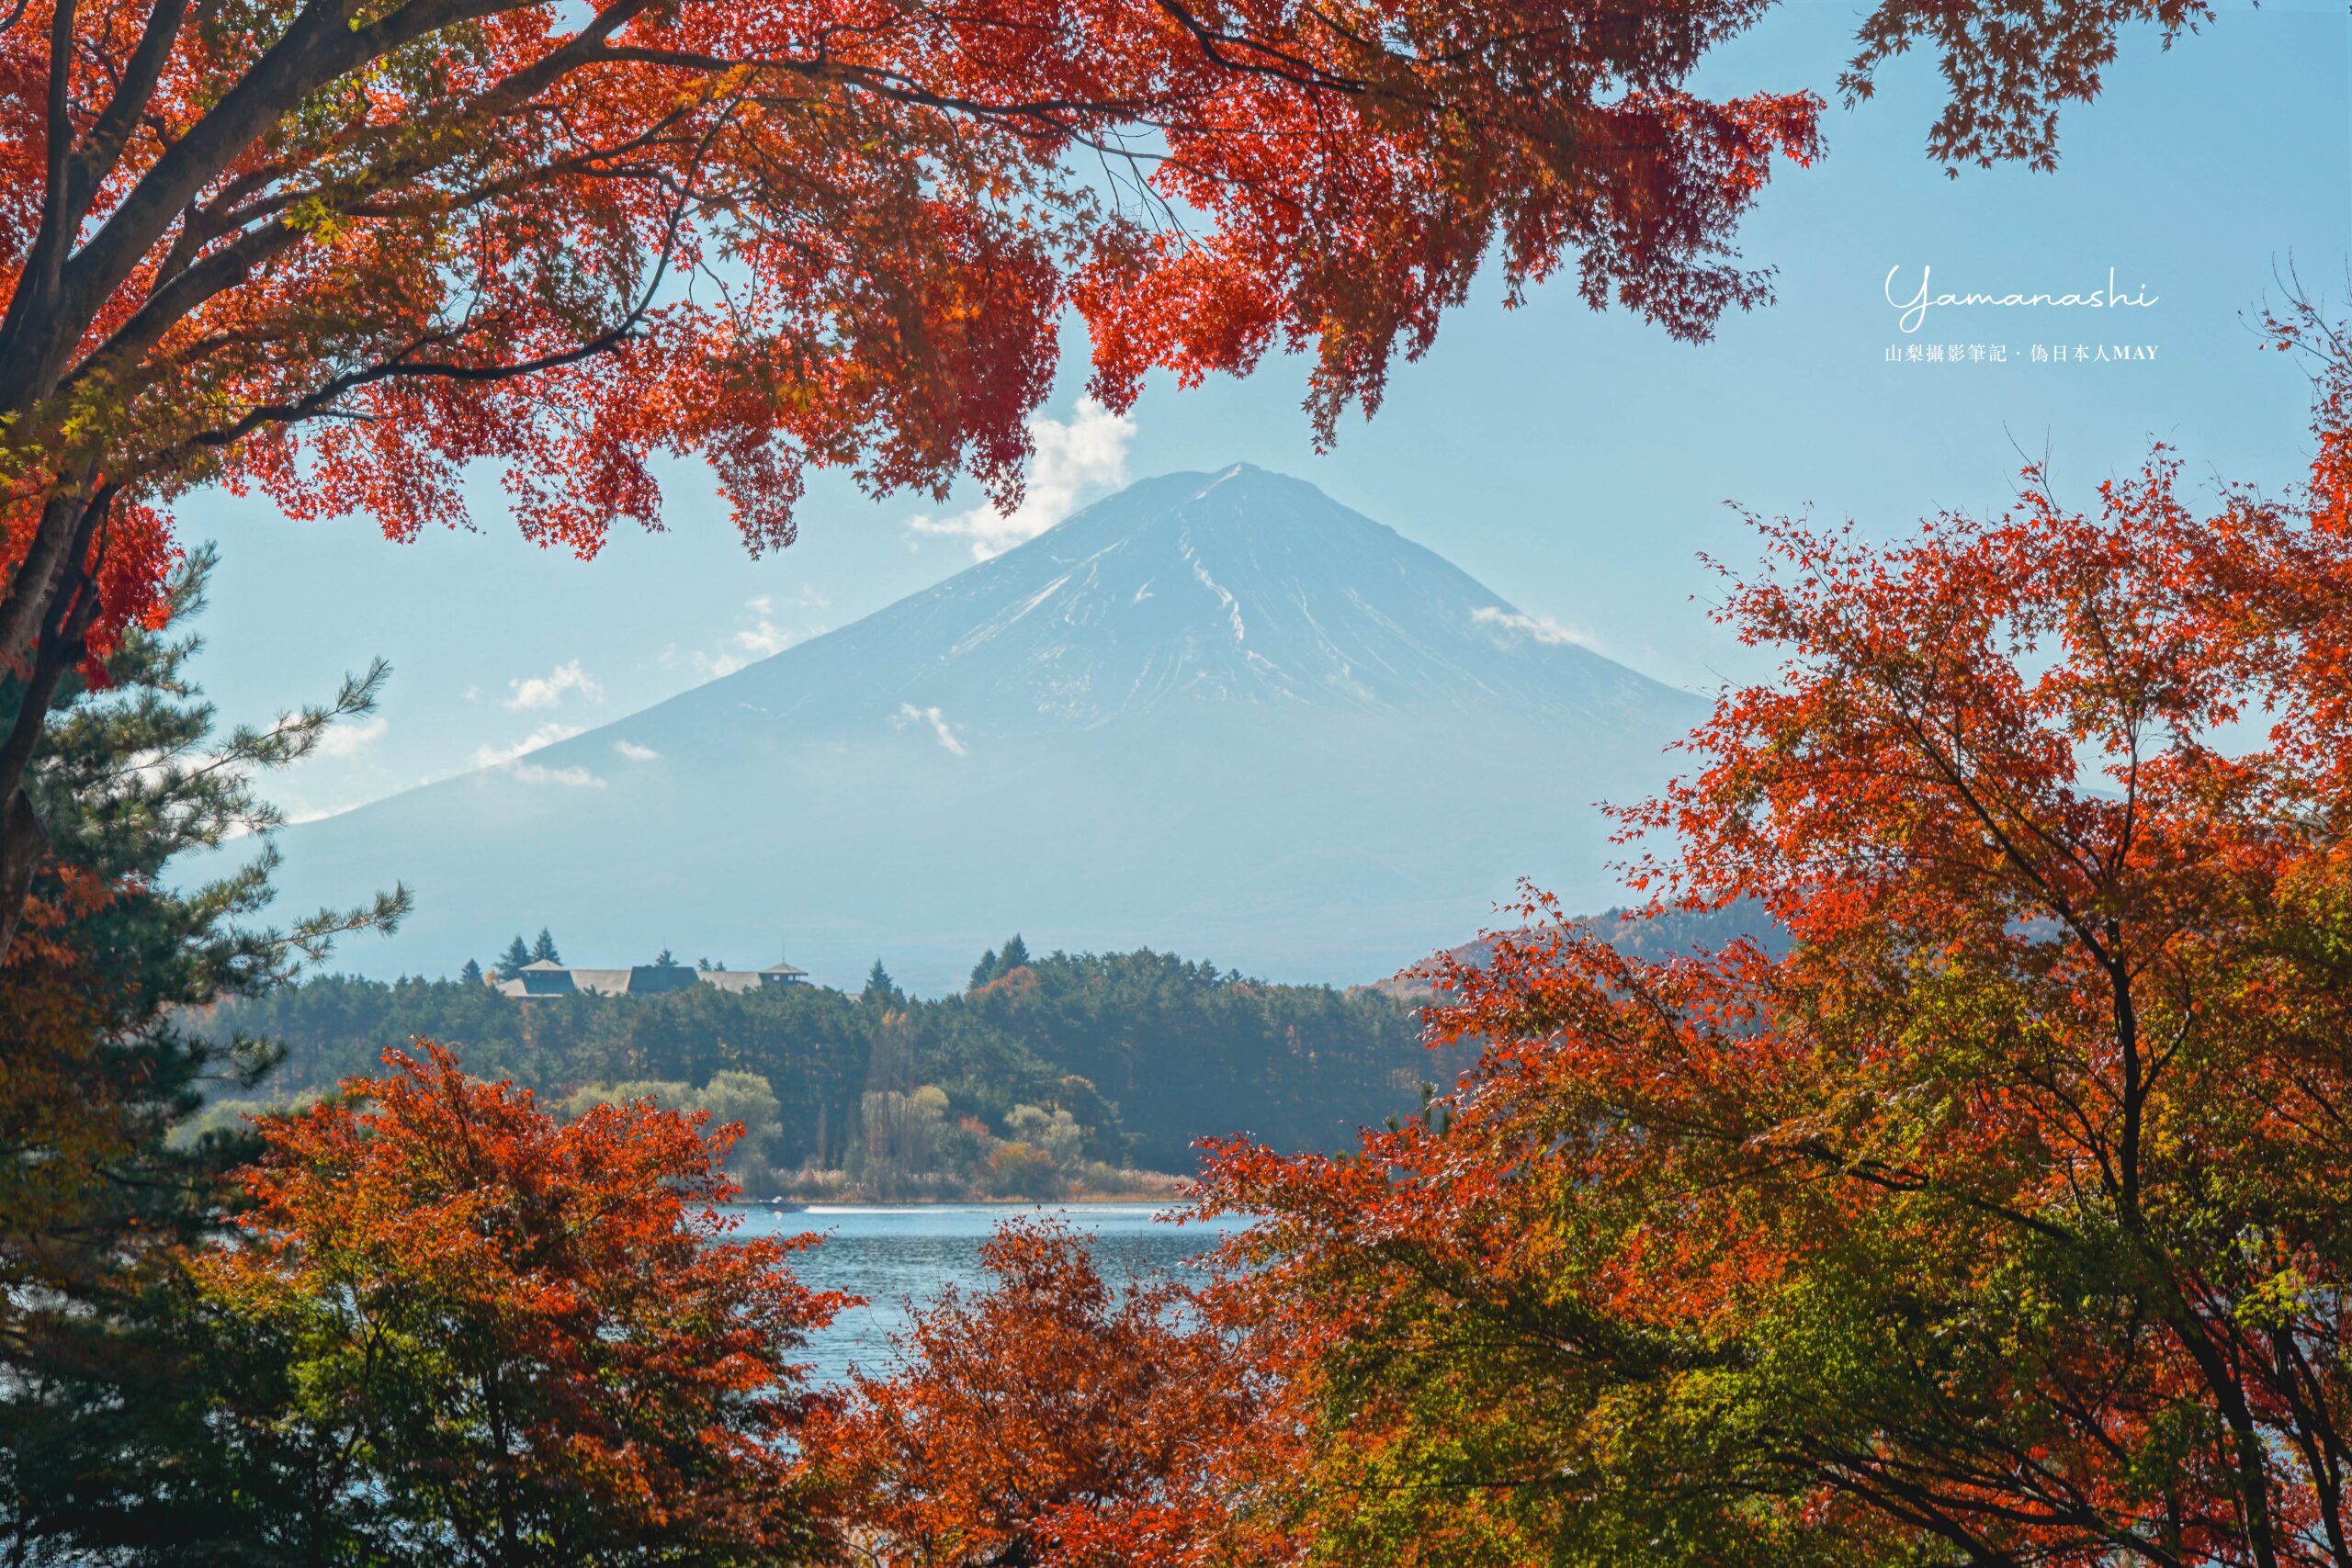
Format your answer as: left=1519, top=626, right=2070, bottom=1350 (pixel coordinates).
left=492, top=954, right=811, bottom=998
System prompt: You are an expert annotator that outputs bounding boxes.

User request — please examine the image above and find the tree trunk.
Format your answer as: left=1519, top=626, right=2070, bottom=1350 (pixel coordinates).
left=0, top=492, right=106, bottom=963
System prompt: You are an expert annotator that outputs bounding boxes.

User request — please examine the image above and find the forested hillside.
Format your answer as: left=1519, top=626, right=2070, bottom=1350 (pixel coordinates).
left=199, top=945, right=1446, bottom=1191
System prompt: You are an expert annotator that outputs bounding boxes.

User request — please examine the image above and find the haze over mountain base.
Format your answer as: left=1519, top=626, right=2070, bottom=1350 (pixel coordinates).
left=266, top=466, right=1706, bottom=992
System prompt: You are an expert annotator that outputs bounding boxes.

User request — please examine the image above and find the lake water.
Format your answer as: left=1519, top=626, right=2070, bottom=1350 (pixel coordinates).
left=731, top=1202, right=1255, bottom=1384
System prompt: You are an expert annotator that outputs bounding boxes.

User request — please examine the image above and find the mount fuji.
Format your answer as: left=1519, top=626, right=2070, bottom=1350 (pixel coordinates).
left=267, top=465, right=1707, bottom=992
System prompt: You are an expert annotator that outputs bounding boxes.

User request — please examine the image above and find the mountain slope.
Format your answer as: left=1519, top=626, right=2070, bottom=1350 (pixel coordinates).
left=267, top=465, right=1707, bottom=991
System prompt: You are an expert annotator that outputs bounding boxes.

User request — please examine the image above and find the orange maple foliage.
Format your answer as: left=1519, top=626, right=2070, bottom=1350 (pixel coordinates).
left=1193, top=302, right=2352, bottom=1566
left=1841, top=0, right=2219, bottom=173
left=0, top=0, right=1832, bottom=626
left=805, top=1218, right=1268, bottom=1568
left=0, top=870, right=148, bottom=1293
left=198, top=1043, right=850, bottom=1563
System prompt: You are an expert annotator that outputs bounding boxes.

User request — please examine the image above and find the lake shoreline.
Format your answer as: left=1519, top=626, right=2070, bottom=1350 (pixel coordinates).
left=736, top=1201, right=1254, bottom=1385
left=740, top=1193, right=1194, bottom=1212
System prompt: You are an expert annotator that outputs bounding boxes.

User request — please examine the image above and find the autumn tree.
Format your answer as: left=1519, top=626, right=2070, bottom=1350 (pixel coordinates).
left=1195, top=298, right=2352, bottom=1567
left=0, top=0, right=2225, bottom=950
left=808, top=1218, right=1266, bottom=1568
left=194, top=1043, right=846, bottom=1566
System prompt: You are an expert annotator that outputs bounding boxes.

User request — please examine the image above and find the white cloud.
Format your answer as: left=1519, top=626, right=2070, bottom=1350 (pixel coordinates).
left=907, top=398, right=1136, bottom=559
left=1472, top=605, right=1602, bottom=653
left=505, top=660, right=603, bottom=712
left=472, top=721, right=605, bottom=787
left=471, top=721, right=581, bottom=770
left=614, top=739, right=660, bottom=761
left=508, top=762, right=606, bottom=789
left=896, top=703, right=967, bottom=756
left=229, top=803, right=352, bottom=838
left=315, top=715, right=387, bottom=760
left=685, top=597, right=798, bottom=681
left=734, top=615, right=791, bottom=660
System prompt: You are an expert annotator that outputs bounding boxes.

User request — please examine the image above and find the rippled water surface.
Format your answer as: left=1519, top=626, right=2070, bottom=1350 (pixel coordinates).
left=731, top=1203, right=1253, bottom=1385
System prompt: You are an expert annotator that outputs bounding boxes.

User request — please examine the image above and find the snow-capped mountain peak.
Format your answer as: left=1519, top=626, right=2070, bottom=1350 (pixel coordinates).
left=650, top=464, right=1675, bottom=739
left=270, top=467, right=1703, bottom=991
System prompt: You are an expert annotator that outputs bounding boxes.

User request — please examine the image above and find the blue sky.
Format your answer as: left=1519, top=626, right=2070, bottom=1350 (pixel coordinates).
left=183, top=1, right=2351, bottom=826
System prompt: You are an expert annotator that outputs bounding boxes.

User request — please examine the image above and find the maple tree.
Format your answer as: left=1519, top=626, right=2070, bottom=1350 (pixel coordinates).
left=0, top=0, right=2226, bottom=951
left=191, top=1043, right=846, bottom=1566
left=1841, top=0, right=2222, bottom=173
left=806, top=1217, right=1267, bottom=1567
left=1193, top=298, right=2352, bottom=1566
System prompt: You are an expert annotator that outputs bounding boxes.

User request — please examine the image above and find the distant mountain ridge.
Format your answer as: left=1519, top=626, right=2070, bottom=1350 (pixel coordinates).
left=268, top=465, right=1708, bottom=993
left=1367, top=900, right=1790, bottom=1000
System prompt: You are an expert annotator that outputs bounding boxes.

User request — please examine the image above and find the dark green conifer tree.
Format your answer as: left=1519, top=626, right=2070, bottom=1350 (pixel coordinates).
left=864, top=959, right=900, bottom=1004
left=967, top=948, right=998, bottom=990
left=458, top=958, right=484, bottom=987
left=997, top=933, right=1031, bottom=974
left=0, top=546, right=404, bottom=1562
left=530, top=927, right=560, bottom=964
left=496, top=935, right=530, bottom=980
